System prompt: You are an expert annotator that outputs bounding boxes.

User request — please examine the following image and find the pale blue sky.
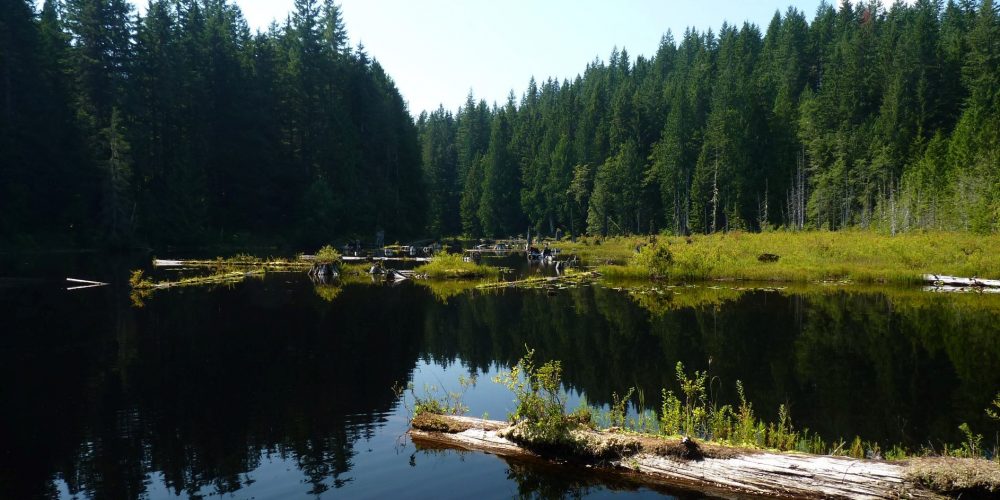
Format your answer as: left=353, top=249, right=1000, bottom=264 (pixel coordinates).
left=44, top=0, right=910, bottom=115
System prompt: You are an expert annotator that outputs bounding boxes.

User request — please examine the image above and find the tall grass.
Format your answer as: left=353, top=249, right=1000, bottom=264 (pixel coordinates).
left=415, top=253, right=496, bottom=279
left=584, top=231, right=1000, bottom=284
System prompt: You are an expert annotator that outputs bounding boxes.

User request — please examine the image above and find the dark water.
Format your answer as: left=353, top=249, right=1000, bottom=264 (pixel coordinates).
left=2, top=253, right=999, bottom=499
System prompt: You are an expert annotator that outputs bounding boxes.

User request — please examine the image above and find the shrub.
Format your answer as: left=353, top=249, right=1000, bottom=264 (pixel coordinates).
left=492, top=348, right=579, bottom=449
left=314, top=245, right=342, bottom=264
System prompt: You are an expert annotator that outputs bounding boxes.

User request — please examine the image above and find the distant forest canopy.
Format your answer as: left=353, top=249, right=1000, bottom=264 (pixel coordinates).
left=418, top=0, right=1000, bottom=238
left=0, top=0, right=425, bottom=249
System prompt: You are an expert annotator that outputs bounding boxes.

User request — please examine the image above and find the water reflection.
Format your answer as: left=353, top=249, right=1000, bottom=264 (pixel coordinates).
left=2, top=260, right=999, bottom=498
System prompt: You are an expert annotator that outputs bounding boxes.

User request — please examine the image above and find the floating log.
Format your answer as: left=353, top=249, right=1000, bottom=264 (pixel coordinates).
left=341, top=256, right=432, bottom=263
left=66, top=277, right=110, bottom=291
left=134, top=270, right=264, bottom=291
left=923, top=274, right=1000, bottom=288
left=924, top=285, right=1000, bottom=294
left=66, top=278, right=109, bottom=286
left=153, top=258, right=311, bottom=270
left=408, top=414, right=996, bottom=499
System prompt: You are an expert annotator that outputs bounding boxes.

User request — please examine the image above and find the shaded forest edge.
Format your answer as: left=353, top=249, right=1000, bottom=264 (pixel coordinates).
left=4, top=1, right=1000, bottom=252
left=1, top=0, right=424, bottom=251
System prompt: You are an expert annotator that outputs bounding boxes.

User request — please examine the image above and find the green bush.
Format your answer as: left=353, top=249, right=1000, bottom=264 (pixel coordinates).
left=314, top=245, right=342, bottom=264
left=493, top=348, right=574, bottom=445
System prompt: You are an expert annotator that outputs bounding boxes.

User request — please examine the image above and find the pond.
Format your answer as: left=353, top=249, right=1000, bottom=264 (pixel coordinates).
left=2, top=252, right=999, bottom=498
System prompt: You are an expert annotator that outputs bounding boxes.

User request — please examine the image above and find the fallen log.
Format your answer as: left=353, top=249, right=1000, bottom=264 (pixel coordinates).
left=923, top=274, right=1000, bottom=288
left=153, top=258, right=312, bottom=271
left=409, top=414, right=997, bottom=499
left=133, top=270, right=264, bottom=291
left=924, top=285, right=1000, bottom=294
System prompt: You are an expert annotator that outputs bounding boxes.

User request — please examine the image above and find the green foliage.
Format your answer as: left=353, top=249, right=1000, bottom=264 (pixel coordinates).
left=631, top=244, right=674, bottom=278
left=129, top=270, right=152, bottom=289
left=493, top=348, right=571, bottom=440
left=415, top=253, right=495, bottom=279
left=608, top=387, right=635, bottom=428
left=675, top=361, right=708, bottom=437
left=396, top=374, right=477, bottom=417
left=732, top=381, right=764, bottom=447
left=956, top=423, right=984, bottom=458
left=314, top=245, right=342, bottom=264
left=988, top=393, right=1000, bottom=422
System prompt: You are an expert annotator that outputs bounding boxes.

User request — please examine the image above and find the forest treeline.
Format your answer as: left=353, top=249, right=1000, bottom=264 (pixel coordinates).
left=0, top=0, right=424, bottom=248
left=418, top=0, right=1000, bottom=238
left=3, top=1, right=1000, bottom=249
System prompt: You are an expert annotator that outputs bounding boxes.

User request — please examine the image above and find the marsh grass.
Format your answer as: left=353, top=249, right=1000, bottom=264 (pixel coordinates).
left=558, top=231, right=1000, bottom=284
left=415, top=253, right=496, bottom=279
left=489, top=352, right=1000, bottom=466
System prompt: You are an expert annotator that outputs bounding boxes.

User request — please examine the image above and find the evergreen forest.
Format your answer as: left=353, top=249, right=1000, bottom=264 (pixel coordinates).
left=2, top=0, right=1000, bottom=248
left=1, top=0, right=424, bottom=248
left=419, top=0, right=1000, bottom=238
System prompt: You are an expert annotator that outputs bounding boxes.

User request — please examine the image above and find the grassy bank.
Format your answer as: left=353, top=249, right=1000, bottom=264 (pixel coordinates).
left=555, top=231, right=1000, bottom=284
left=414, top=253, right=496, bottom=279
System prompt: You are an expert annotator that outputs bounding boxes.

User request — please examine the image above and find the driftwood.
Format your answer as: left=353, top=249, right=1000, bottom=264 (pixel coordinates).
left=923, top=274, right=1000, bottom=289
left=153, top=258, right=312, bottom=271
left=409, top=415, right=954, bottom=499
left=341, top=256, right=432, bottom=263
left=134, top=270, right=264, bottom=291
left=66, top=278, right=109, bottom=290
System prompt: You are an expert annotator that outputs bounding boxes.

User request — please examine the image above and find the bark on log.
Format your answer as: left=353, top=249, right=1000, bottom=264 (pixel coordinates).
left=409, top=415, right=947, bottom=499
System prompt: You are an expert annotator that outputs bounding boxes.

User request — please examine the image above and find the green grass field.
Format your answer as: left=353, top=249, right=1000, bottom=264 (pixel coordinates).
left=553, top=231, right=1000, bottom=284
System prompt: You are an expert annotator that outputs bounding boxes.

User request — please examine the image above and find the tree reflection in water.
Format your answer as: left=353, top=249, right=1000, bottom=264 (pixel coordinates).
left=2, top=268, right=999, bottom=498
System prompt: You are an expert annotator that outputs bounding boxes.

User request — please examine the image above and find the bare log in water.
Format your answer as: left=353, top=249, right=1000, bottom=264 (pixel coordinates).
left=923, top=274, right=1000, bottom=288
left=408, top=414, right=995, bottom=499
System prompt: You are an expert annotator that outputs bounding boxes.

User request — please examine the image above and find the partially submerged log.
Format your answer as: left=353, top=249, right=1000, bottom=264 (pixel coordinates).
left=409, top=414, right=997, bottom=499
left=66, top=277, right=109, bottom=290
left=476, top=271, right=600, bottom=291
left=133, top=270, right=264, bottom=291
left=924, top=274, right=1000, bottom=289
left=341, top=256, right=432, bottom=263
left=154, top=258, right=312, bottom=271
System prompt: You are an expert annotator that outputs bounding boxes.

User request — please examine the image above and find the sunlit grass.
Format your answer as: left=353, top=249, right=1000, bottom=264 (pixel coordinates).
left=415, top=253, right=496, bottom=279
left=559, top=231, right=1000, bottom=284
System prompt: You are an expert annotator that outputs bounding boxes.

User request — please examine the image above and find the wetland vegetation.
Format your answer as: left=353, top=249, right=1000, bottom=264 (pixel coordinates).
left=555, top=230, right=1000, bottom=284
